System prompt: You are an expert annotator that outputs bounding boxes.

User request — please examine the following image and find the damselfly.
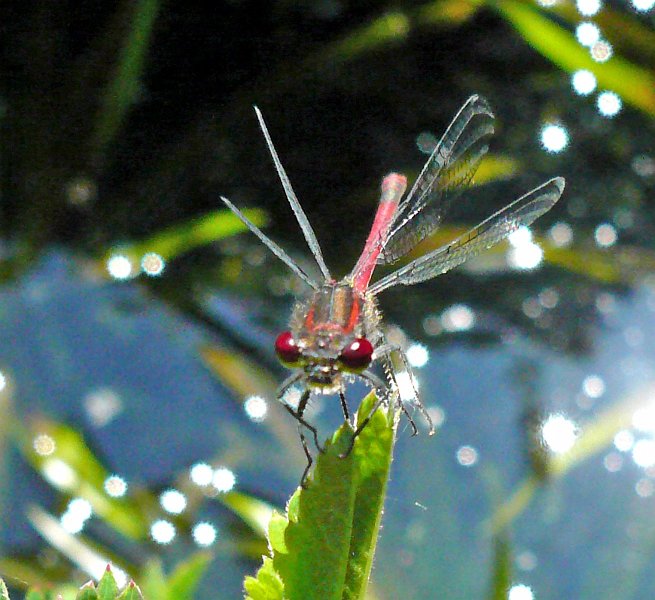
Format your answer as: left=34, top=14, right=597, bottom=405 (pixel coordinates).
left=221, top=95, right=564, bottom=482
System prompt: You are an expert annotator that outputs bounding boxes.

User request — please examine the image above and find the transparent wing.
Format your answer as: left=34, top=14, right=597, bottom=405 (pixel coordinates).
left=378, top=95, right=495, bottom=265
left=254, top=107, right=332, bottom=280
left=220, top=196, right=319, bottom=289
left=368, top=177, right=565, bottom=295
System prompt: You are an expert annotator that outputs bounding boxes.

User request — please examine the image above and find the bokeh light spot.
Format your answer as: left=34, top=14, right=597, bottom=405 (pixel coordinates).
left=104, top=475, right=128, bottom=497
left=406, top=343, right=429, bottom=368
left=33, top=434, right=56, bottom=456
left=576, top=22, right=600, bottom=46
left=212, top=467, right=236, bottom=493
left=107, top=255, right=133, bottom=280
left=509, top=583, right=534, bottom=600
left=541, top=414, right=578, bottom=454
left=597, top=91, right=622, bottom=117
left=193, top=522, right=218, bottom=546
left=160, top=489, right=187, bottom=514
left=141, top=252, right=166, bottom=277
left=594, top=223, right=618, bottom=247
left=456, top=445, right=478, bottom=467
left=571, top=70, right=596, bottom=95
left=244, top=395, right=268, bottom=422
left=540, top=123, right=569, bottom=153
left=190, top=462, right=214, bottom=486
left=151, top=519, right=176, bottom=544
left=441, top=304, right=475, bottom=332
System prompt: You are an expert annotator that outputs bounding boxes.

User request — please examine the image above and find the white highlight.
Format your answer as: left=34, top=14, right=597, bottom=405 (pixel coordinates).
left=456, top=445, right=478, bottom=467
left=151, top=519, right=176, bottom=544
left=597, top=91, right=622, bottom=117
left=406, top=343, right=429, bottom=368
left=633, top=405, right=655, bottom=433
left=576, top=22, right=600, bottom=47
left=508, top=226, right=533, bottom=247
left=540, top=124, right=569, bottom=153
left=193, top=522, right=218, bottom=546
left=594, top=223, right=618, bottom=247
left=42, top=459, right=77, bottom=489
left=141, top=252, right=166, bottom=277
left=190, top=462, right=214, bottom=486
left=541, top=414, right=578, bottom=454
left=441, top=304, right=475, bottom=332
left=632, top=439, right=655, bottom=468
left=60, top=498, right=93, bottom=534
left=508, top=243, right=544, bottom=270
left=614, top=430, right=634, bottom=452
left=509, top=584, right=534, bottom=600
left=576, top=0, right=602, bottom=15
left=160, top=489, right=187, bottom=514
left=396, top=370, right=419, bottom=403
left=106, top=255, right=133, bottom=280
left=631, top=0, right=655, bottom=10
left=571, top=70, right=597, bottom=95
left=0, top=371, right=5, bottom=391
left=548, top=222, right=573, bottom=247
left=84, top=388, right=123, bottom=428
left=104, top=475, right=128, bottom=497
left=244, top=395, right=268, bottom=422
left=582, top=375, right=605, bottom=398
left=212, top=467, right=236, bottom=493
left=591, top=40, right=613, bottom=62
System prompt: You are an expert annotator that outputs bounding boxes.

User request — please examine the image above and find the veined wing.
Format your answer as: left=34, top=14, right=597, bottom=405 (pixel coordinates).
left=254, top=107, right=332, bottom=281
left=378, top=95, right=495, bottom=265
left=368, top=177, right=565, bottom=295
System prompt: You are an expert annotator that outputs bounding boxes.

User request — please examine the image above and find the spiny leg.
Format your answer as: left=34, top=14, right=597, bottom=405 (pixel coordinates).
left=281, top=389, right=325, bottom=453
left=339, top=389, right=387, bottom=459
left=378, top=343, right=434, bottom=435
left=339, top=390, right=351, bottom=422
left=298, top=426, right=313, bottom=488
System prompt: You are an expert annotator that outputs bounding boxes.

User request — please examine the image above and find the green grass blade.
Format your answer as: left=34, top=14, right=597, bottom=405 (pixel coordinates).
left=493, top=0, right=655, bottom=116
left=487, top=535, right=512, bottom=600
left=109, top=208, right=266, bottom=265
left=0, top=578, right=9, bottom=600
left=165, top=552, right=213, bottom=600
left=92, top=0, right=160, bottom=160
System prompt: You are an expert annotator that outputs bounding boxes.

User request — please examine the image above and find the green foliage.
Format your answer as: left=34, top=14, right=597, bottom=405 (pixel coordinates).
left=244, top=392, right=396, bottom=600
left=91, top=0, right=161, bottom=162
left=0, top=555, right=211, bottom=600
left=111, top=208, right=267, bottom=265
left=493, top=0, right=655, bottom=116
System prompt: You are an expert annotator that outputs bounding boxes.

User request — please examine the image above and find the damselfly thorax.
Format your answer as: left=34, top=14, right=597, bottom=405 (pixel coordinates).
left=279, top=280, right=382, bottom=392
left=221, top=95, right=565, bottom=483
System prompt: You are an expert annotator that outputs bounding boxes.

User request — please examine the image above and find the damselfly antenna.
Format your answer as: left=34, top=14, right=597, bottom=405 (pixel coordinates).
left=254, top=107, right=332, bottom=281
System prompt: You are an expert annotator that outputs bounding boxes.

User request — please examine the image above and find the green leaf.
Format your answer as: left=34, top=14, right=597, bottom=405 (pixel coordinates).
left=493, top=0, right=655, bottom=116
left=25, top=591, right=46, bottom=600
left=97, top=567, right=119, bottom=600
left=75, top=582, right=98, bottom=600
left=489, top=387, right=646, bottom=533
left=221, top=491, right=275, bottom=539
left=0, top=578, right=9, bottom=600
left=116, top=582, right=143, bottom=600
left=244, top=557, right=284, bottom=600
left=165, top=552, right=212, bottom=600
left=139, top=561, right=167, bottom=600
left=20, top=419, right=149, bottom=540
left=92, top=0, right=161, bottom=160
left=245, top=392, right=397, bottom=600
left=110, top=208, right=266, bottom=265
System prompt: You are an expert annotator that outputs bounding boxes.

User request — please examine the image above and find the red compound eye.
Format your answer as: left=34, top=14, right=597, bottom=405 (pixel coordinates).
left=339, top=337, right=374, bottom=372
left=275, top=331, right=301, bottom=365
